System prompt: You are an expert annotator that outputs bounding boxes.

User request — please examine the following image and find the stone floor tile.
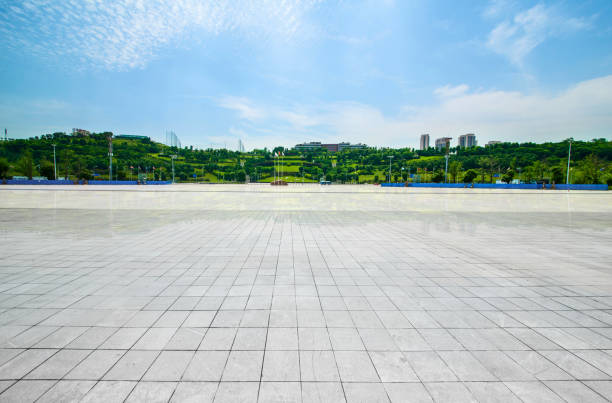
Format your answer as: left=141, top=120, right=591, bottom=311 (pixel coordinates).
left=183, top=350, right=229, bottom=381
left=471, top=351, right=535, bottom=381
left=299, top=328, right=332, bottom=350
left=170, top=381, right=217, bottom=403
left=80, top=380, right=136, bottom=403
left=214, top=381, right=259, bottom=403
left=125, top=381, right=177, bottom=403
left=504, top=381, right=565, bottom=403
left=25, top=349, right=90, bottom=380
left=424, top=382, right=476, bottom=403
left=0, top=349, right=57, bottom=380
left=343, top=382, right=389, bottom=403
left=222, top=351, right=264, bottom=381
left=544, top=380, right=607, bottom=403
left=583, top=380, right=612, bottom=400
left=464, top=381, right=521, bottom=403
left=328, top=328, right=365, bottom=351
left=103, top=350, right=159, bottom=381
left=300, top=350, right=340, bottom=382
left=0, top=380, right=55, bottom=402
left=65, top=350, right=124, bottom=380
left=262, top=350, right=300, bottom=381
left=165, top=327, right=206, bottom=350
left=142, top=351, right=194, bottom=381
left=369, top=351, right=419, bottom=382
left=334, top=351, right=380, bottom=382
left=540, top=350, right=610, bottom=380
left=132, top=328, right=177, bottom=350
left=383, top=382, right=433, bottom=403
left=437, top=351, right=497, bottom=381
left=403, top=352, right=457, bottom=382
left=266, top=327, right=299, bottom=350
left=36, top=380, right=95, bottom=403
left=199, top=328, right=237, bottom=350
left=301, top=382, right=346, bottom=403
left=259, top=381, right=301, bottom=403
left=234, top=328, right=267, bottom=350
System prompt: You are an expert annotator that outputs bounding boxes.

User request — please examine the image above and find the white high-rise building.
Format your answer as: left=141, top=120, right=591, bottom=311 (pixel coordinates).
left=419, top=134, right=430, bottom=150
left=458, top=133, right=476, bottom=148
left=435, top=137, right=452, bottom=151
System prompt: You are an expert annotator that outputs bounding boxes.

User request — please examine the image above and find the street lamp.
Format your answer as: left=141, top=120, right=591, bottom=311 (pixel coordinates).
left=52, top=144, right=57, bottom=180
left=171, top=155, right=177, bottom=183
left=444, top=154, right=449, bottom=183
left=566, top=137, right=573, bottom=186
left=106, top=133, right=113, bottom=181
left=388, top=155, right=394, bottom=183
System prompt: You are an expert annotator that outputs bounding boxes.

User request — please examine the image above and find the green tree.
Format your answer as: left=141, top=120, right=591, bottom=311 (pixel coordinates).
left=551, top=166, right=564, bottom=184
left=16, top=150, right=34, bottom=179
left=39, top=158, right=54, bottom=179
left=449, top=161, right=462, bottom=183
left=463, top=169, right=477, bottom=183
left=502, top=169, right=515, bottom=184
left=0, top=157, right=9, bottom=179
left=432, top=171, right=444, bottom=183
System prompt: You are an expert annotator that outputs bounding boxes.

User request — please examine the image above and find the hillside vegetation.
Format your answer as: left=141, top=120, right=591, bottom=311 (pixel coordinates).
left=0, top=132, right=610, bottom=185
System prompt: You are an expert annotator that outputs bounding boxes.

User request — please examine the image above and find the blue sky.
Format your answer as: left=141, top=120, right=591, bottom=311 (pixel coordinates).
left=1, top=0, right=611, bottom=150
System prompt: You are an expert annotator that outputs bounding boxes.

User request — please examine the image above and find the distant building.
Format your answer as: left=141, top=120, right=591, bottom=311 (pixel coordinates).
left=419, top=134, right=430, bottom=150
left=295, top=142, right=323, bottom=151
left=486, top=140, right=502, bottom=147
left=72, top=128, right=90, bottom=137
left=322, top=143, right=339, bottom=152
left=435, top=137, right=452, bottom=151
left=338, top=142, right=367, bottom=151
left=294, top=142, right=367, bottom=153
left=115, top=134, right=150, bottom=141
left=458, top=133, right=477, bottom=148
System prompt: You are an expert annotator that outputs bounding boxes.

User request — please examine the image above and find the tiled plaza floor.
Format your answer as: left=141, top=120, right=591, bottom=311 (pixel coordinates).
left=0, top=184, right=612, bottom=402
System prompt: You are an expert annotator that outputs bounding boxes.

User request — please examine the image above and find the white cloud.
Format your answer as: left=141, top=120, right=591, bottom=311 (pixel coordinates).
left=486, top=3, right=592, bottom=65
left=482, top=0, right=514, bottom=19
left=218, top=96, right=267, bottom=121
left=434, top=84, right=469, bottom=98
left=218, top=75, right=612, bottom=148
left=0, top=0, right=322, bottom=70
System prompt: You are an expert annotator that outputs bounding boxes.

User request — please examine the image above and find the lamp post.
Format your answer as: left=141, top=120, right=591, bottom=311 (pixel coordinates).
left=388, top=155, right=394, bottom=183
left=566, top=138, right=573, bottom=186
left=444, top=154, right=449, bottom=183
left=106, top=133, right=113, bottom=181
left=52, top=144, right=57, bottom=180
left=171, top=155, right=177, bottom=183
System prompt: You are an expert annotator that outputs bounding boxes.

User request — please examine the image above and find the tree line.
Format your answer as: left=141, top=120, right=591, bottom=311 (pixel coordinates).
left=0, top=132, right=610, bottom=185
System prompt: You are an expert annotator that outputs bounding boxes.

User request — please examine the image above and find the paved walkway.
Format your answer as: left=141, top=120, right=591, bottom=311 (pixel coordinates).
left=0, top=185, right=611, bottom=402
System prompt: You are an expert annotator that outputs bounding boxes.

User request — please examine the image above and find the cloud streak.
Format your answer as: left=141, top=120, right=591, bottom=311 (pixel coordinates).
left=486, top=3, right=593, bottom=65
left=0, top=0, right=322, bottom=70
left=218, top=75, right=612, bottom=148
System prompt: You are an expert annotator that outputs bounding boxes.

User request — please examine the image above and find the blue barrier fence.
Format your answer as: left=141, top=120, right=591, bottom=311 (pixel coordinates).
left=88, top=180, right=138, bottom=185
left=4, top=179, right=74, bottom=185
left=381, top=182, right=608, bottom=190
left=2, top=179, right=172, bottom=185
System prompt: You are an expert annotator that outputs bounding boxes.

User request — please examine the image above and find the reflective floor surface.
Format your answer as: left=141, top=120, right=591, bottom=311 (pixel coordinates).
left=0, top=184, right=611, bottom=402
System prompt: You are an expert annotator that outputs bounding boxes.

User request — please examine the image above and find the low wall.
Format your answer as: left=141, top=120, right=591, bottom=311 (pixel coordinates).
left=3, top=179, right=74, bottom=185
left=381, top=182, right=608, bottom=190
left=2, top=179, right=172, bottom=185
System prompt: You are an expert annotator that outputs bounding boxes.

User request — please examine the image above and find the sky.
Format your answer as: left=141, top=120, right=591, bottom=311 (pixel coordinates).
left=0, top=0, right=611, bottom=150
